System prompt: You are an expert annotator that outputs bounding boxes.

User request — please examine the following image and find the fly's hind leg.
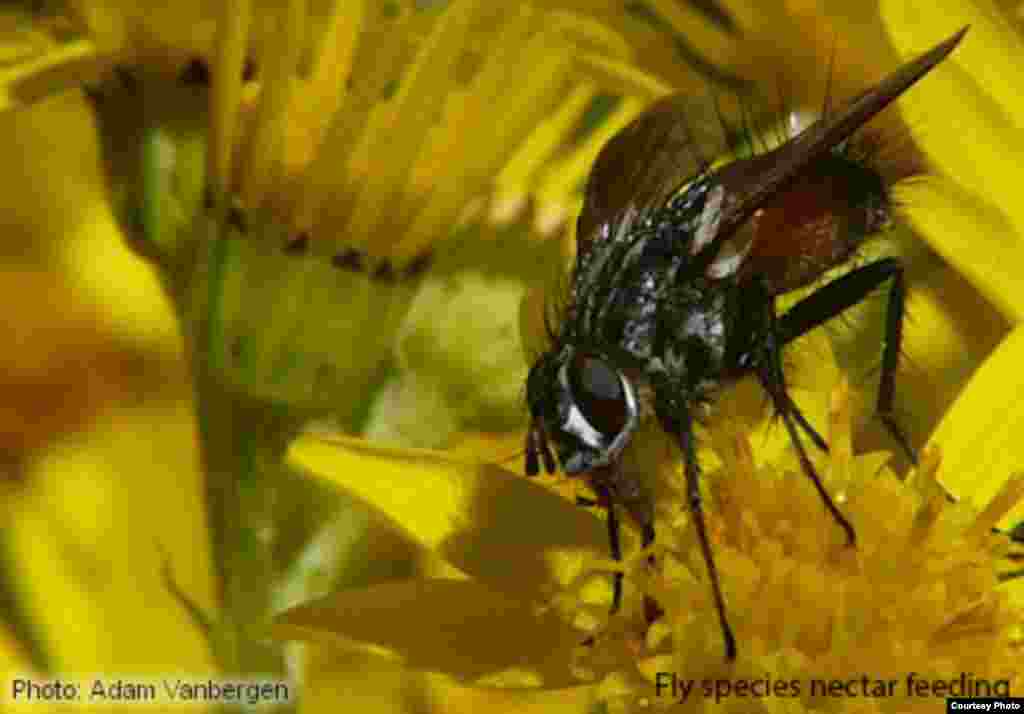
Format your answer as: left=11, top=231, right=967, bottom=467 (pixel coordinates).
left=777, top=257, right=916, bottom=463
left=754, top=278, right=857, bottom=546
left=760, top=327, right=857, bottom=547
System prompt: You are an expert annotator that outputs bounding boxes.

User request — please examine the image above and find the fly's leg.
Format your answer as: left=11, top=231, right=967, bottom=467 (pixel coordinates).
left=760, top=289, right=857, bottom=546
left=777, top=390, right=828, bottom=452
left=633, top=518, right=660, bottom=627
left=578, top=488, right=623, bottom=649
left=525, top=424, right=557, bottom=476
left=574, top=487, right=624, bottom=613
left=596, top=485, right=624, bottom=613
left=658, top=404, right=737, bottom=660
left=777, top=257, right=916, bottom=463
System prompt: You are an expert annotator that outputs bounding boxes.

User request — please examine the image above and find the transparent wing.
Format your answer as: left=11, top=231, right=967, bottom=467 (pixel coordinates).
left=576, top=93, right=732, bottom=260
left=577, top=27, right=967, bottom=275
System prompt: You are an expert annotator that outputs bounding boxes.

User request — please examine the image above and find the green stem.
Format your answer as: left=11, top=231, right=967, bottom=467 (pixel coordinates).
left=195, top=367, right=301, bottom=712
left=191, top=226, right=301, bottom=710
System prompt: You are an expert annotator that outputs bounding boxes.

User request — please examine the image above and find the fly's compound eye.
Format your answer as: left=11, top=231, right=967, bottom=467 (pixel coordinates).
left=567, top=354, right=629, bottom=437
left=544, top=351, right=639, bottom=474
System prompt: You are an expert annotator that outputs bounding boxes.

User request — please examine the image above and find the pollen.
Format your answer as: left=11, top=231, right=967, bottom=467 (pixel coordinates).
left=569, top=377, right=1022, bottom=711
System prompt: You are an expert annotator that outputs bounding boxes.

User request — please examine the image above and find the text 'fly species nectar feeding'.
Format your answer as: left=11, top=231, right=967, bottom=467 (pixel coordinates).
left=524, top=28, right=969, bottom=660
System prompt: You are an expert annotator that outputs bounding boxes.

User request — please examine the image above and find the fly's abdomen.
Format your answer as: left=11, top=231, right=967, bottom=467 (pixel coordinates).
left=738, top=154, right=890, bottom=295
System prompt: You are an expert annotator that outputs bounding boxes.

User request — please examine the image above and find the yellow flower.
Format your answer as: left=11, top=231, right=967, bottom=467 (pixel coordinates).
left=0, top=7, right=212, bottom=701
left=193, top=0, right=671, bottom=412
left=4, top=2, right=1024, bottom=712
left=270, top=1, right=1024, bottom=711
left=280, top=354, right=1023, bottom=711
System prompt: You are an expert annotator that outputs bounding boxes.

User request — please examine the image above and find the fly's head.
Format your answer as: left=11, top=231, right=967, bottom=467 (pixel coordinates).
left=524, top=347, right=640, bottom=476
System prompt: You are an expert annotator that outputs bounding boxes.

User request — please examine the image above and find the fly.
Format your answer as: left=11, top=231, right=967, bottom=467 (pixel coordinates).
left=524, top=28, right=968, bottom=660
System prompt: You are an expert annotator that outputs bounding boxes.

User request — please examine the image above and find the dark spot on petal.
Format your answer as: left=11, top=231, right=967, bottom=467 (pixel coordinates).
left=227, top=206, right=247, bottom=234
left=372, top=260, right=395, bottom=282
left=179, top=57, right=211, bottom=86
left=381, top=78, right=399, bottom=100
left=403, top=251, right=434, bottom=278
left=332, top=249, right=364, bottom=271
left=113, top=66, right=138, bottom=91
left=283, top=233, right=309, bottom=255
left=83, top=83, right=104, bottom=104
left=242, top=58, right=257, bottom=82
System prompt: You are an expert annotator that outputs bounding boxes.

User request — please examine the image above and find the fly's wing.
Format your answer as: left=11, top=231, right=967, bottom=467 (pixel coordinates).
left=576, top=94, right=732, bottom=261
left=687, top=28, right=968, bottom=285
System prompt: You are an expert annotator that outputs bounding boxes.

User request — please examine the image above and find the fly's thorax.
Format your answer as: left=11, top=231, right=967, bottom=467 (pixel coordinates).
left=655, top=279, right=734, bottom=398
left=569, top=175, right=718, bottom=349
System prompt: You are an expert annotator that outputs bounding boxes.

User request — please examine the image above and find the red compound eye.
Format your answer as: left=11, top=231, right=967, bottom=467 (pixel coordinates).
left=567, top=353, right=628, bottom=438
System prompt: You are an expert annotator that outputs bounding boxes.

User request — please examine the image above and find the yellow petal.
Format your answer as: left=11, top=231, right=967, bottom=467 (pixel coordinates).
left=881, top=11, right=1024, bottom=321
left=882, top=0, right=1024, bottom=130
left=300, top=643, right=428, bottom=714
left=0, top=89, right=181, bottom=352
left=343, top=0, right=482, bottom=256
left=424, top=673, right=598, bottom=714
left=273, top=579, right=582, bottom=686
left=0, top=269, right=141, bottom=453
left=896, top=178, right=1024, bottom=322
left=8, top=398, right=215, bottom=675
left=928, top=324, right=1024, bottom=527
left=72, top=0, right=218, bottom=71
left=288, top=434, right=606, bottom=598
left=856, top=261, right=1009, bottom=453
left=208, top=0, right=251, bottom=193
left=0, top=38, right=109, bottom=114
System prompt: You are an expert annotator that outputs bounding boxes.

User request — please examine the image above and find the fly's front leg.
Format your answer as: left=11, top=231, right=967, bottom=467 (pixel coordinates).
left=589, top=483, right=624, bottom=613
left=609, top=479, right=659, bottom=626
left=591, top=466, right=656, bottom=615
left=656, top=402, right=737, bottom=660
